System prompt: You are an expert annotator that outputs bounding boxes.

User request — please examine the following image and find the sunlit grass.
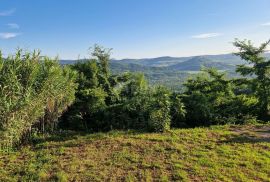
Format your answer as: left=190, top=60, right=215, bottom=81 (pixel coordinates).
left=0, top=125, right=269, bottom=181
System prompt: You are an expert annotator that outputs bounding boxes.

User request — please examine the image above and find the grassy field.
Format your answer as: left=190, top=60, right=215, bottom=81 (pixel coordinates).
left=0, top=125, right=270, bottom=182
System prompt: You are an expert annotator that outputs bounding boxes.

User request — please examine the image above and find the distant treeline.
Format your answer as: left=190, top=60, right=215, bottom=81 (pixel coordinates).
left=0, top=39, right=269, bottom=149
left=62, top=54, right=247, bottom=91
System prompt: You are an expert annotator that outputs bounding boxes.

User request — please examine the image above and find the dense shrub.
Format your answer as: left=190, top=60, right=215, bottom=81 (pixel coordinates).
left=182, top=67, right=260, bottom=126
left=61, top=39, right=270, bottom=132
left=60, top=46, right=112, bottom=131
left=0, top=50, right=77, bottom=149
left=148, top=86, right=172, bottom=132
left=61, top=46, right=186, bottom=132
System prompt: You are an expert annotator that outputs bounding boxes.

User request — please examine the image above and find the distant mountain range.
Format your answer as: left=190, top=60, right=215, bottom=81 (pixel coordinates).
left=60, top=53, right=270, bottom=90
left=167, top=56, right=236, bottom=71
left=110, top=53, right=246, bottom=68
left=62, top=53, right=270, bottom=71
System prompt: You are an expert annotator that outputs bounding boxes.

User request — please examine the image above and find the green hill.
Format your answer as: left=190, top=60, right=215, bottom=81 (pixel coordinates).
left=60, top=53, right=270, bottom=90
left=111, top=53, right=246, bottom=68
left=168, top=56, right=235, bottom=71
left=1, top=125, right=269, bottom=181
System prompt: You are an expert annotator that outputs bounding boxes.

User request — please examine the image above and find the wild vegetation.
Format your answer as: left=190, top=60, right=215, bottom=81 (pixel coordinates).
left=61, top=39, right=270, bottom=132
left=0, top=50, right=77, bottom=149
left=0, top=39, right=269, bottom=181
left=0, top=39, right=270, bottom=149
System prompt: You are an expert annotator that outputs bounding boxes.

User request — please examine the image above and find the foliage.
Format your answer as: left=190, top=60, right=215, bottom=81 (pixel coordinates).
left=0, top=50, right=77, bottom=149
left=148, top=86, right=172, bottom=132
left=234, top=39, right=270, bottom=120
left=182, top=67, right=259, bottom=126
left=61, top=46, right=186, bottom=132
left=60, top=45, right=113, bottom=131
left=61, top=40, right=269, bottom=131
left=1, top=39, right=270, bottom=149
left=170, top=93, right=186, bottom=128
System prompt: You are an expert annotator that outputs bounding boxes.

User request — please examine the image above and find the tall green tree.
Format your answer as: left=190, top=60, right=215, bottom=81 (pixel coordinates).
left=234, top=39, right=270, bottom=120
left=183, top=68, right=235, bottom=126
left=61, top=45, right=114, bottom=131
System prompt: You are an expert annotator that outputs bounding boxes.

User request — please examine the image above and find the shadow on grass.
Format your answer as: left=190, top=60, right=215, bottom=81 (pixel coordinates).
left=223, top=132, right=270, bottom=144
left=255, top=129, right=270, bottom=133
left=31, top=129, right=147, bottom=150
left=31, top=131, right=85, bottom=144
left=224, top=135, right=270, bottom=143
left=221, top=124, right=270, bottom=144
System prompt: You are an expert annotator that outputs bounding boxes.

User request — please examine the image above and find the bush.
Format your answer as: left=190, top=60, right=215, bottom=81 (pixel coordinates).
left=148, top=86, right=172, bottom=132
left=0, top=50, right=77, bottom=149
left=170, top=94, right=186, bottom=128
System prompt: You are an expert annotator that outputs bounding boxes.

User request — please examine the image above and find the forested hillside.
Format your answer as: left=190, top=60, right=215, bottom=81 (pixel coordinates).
left=61, top=52, right=269, bottom=90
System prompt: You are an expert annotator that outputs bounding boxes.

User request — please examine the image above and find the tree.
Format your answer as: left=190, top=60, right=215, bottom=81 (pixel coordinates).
left=91, top=44, right=112, bottom=79
left=61, top=45, right=114, bottom=131
left=106, top=72, right=151, bottom=130
left=183, top=68, right=235, bottom=126
left=234, top=39, right=270, bottom=120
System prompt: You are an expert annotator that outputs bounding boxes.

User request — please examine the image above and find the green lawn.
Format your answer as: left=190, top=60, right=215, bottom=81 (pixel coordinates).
left=0, top=125, right=270, bottom=182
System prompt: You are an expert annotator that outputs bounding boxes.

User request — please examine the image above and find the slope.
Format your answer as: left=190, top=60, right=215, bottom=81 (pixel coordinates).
left=1, top=125, right=269, bottom=181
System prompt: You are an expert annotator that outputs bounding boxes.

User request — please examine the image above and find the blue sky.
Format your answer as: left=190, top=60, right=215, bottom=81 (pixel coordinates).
left=0, top=0, right=270, bottom=59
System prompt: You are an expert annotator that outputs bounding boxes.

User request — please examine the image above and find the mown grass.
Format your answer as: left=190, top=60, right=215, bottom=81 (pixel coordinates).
left=0, top=125, right=270, bottom=182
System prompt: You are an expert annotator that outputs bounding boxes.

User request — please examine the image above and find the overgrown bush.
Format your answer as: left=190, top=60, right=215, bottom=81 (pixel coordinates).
left=148, top=86, right=172, bottom=132
left=0, top=50, right=77, bottom=149
left=182, top=67, right=261, bottom=126
left=61, top=46, right=186, bottom=132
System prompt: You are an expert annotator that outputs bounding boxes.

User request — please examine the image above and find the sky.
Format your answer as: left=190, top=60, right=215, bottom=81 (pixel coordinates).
left=0, top=0, right=270, bottom=59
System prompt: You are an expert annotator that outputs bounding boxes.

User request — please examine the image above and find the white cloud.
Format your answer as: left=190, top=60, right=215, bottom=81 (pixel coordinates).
left=7, top=23, right=19, bottom=29
left=261, top=22, right=270, bottom=26
left=0, top=8, right=16, bottom=16
left=191, top=33, right=222, bottom=39
left=0, top=32, right=20, bottom=39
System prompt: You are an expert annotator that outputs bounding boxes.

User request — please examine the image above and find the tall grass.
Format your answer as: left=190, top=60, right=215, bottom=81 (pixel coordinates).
left=0, top=50, right=77, bottom=150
